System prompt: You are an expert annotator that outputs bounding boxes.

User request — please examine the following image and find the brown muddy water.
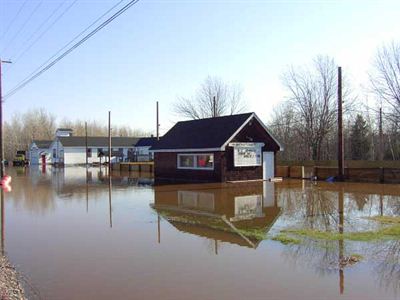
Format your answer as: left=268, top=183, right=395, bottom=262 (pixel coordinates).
left=1, top=166, right=400, bottom=300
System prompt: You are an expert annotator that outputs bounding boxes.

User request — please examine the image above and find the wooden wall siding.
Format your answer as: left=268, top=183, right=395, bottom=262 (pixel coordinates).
left=154, top=152, right=224, bottom=182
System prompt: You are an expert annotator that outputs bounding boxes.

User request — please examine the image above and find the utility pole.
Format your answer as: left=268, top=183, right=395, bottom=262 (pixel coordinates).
left=212, top=96, right=216, bottom=118
left=85, top=121, right=88, bottom=166
left=156, top=101, right=160, bottom=140
left=108, top=111, right=111, bottom=175
left=379, top=107, right=384, bottom=161
left=0, top=59, right=11, bottom=179
left=337, top=66, right=344, bottom=181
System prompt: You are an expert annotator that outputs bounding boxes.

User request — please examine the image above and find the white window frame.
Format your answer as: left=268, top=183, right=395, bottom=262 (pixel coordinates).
left=177, top=153, right=214, bottom=170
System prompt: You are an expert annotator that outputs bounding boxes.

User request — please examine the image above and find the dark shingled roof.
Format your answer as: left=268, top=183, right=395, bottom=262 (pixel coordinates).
left=151, top=113, right=253, bottom=150
left=32, top=140, right=53, bottom=149
left=56, top=128, right=73, bottom=131
left=136, top=137, right=158, bottom=147
left=58, top=137, right=140, bottom=147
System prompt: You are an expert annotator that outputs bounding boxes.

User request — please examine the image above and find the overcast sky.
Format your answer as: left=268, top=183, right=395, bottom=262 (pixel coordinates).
left=1, top=0, right=399, bottom=135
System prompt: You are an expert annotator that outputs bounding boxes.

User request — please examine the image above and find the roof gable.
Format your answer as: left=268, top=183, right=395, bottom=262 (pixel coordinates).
left=151, top=113, right=253, bottom=151
left=151, top=112, right=282, bottom=151
left=31, top=140, right=53, bottom=149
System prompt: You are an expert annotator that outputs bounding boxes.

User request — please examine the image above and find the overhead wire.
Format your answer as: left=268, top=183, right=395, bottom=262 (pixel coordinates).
left=4, top=0, right=140, bottom=100
left=0, top=0, right=29, bottom=43
left=1, top=0, right=44, bottom=55
left=7, top=0, right=79, bottom=70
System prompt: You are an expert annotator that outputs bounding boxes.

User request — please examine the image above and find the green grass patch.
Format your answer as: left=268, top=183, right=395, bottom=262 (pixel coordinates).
left=272, top=234, right=301, bottom=245
left=237, top=228, right=267, bottom=240
left=282, top=224, right=400, bottom=242
left=364, top=216, right=400, bottom=224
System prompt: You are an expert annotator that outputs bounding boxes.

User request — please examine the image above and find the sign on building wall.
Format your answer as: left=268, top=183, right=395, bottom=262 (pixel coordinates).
left=229, top=142, right=264, bottom=167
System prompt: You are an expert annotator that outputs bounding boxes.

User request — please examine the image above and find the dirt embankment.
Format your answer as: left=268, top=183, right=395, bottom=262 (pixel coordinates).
left=0, top=256, right=25, bottom=300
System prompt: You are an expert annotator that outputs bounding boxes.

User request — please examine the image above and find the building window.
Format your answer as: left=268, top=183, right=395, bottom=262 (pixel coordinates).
left=87, top=148, right=92, bottom=158
left=53, top=149, right=56, bottom=158
left=177, top=153, right=214, bottom=170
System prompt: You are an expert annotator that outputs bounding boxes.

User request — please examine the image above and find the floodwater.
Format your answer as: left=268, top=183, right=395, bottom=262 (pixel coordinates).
left=1, top=166, right=400, bottom=300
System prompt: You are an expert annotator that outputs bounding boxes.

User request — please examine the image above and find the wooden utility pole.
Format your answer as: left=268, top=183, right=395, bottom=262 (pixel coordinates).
left=337, top=67, right=344, bottom=181
left=0, top=59, right=11, bottom=179
left=85, top=121, right=88, bottom=165
left=212, top=96, right=216, bottom=117
left=108, top=111, right=111, bottom=175
left=156, top=101, right=160, bottom=140
left=379, top=107, right=384, bottom=161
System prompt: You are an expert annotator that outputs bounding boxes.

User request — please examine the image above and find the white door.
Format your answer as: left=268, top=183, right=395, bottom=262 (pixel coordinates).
left=263, top=151, right=274, bottom=180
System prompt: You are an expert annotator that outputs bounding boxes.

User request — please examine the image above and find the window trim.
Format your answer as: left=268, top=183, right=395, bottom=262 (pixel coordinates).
left=177, top=153, right=214, bottom=170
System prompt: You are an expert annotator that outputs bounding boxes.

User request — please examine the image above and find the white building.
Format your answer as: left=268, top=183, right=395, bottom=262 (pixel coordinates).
left=49, top=136, right=140, bottom=165
left=29, top=128, right=156, bottom=166
left=28, top=140, right=53, bottom=165
left=134, top=137, right=157, bottom=161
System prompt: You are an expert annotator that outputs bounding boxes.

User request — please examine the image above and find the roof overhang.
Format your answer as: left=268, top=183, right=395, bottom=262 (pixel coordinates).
left=151, top=113, right=283, bottom=153
left=221, top=113, right=284, bottom=151
left=151, top=148, right=221, bottom=153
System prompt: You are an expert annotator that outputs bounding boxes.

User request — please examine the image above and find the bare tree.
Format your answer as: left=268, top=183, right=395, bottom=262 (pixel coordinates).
left=174, top=76, right=246, bottom=119
left=281, top=56, right=352, bottom=160
left=370, top=41, right=400, bottom=126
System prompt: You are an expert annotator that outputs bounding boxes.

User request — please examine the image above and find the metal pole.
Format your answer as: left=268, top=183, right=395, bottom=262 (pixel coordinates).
left=0, top=59, right=12, bottom=178
left=108, top=111, right=111, bottom=175
left=337, top=67, right=344, bottom=181
left=156, top=101, right=159, bottom=141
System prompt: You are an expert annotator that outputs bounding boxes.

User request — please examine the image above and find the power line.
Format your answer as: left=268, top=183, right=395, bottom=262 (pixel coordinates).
left=4, top=0, right=140, bottom=100
left=0, top=0, right=44, bottom=55
left=8, top=0, right=79, bottom=68
left=0, top=0, right=29, bottom=42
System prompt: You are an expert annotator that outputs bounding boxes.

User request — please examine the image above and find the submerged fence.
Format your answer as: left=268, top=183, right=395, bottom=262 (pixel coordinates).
left=277, top=160, right=400, bottom=184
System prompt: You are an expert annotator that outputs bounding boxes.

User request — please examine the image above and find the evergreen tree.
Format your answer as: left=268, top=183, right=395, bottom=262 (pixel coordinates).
left=350, top=114, right=370, bottom=160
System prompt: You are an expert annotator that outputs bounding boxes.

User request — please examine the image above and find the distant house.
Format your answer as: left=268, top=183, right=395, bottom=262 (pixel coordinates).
left=150, top=112, right=283, bottom=183
left=134, top=137, right=158, bottom=161
left=28, top=140, right=53, bottom=165
left=49, top=136, right=140, bottom=165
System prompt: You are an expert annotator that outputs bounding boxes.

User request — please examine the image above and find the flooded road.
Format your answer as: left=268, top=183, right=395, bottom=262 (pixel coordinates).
left=1, top=166, right=400, bottom=299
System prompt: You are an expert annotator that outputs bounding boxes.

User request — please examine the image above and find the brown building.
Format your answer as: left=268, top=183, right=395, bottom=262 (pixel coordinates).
left=151, top=112, right=282, bottom=183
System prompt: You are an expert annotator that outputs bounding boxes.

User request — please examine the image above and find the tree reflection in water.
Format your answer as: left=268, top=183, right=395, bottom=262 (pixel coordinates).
left=275, top=180, right=400, bottom=295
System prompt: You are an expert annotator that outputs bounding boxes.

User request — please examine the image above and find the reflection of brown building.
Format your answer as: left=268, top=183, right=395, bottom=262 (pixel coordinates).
left=151, top=182, right=281, bottom=249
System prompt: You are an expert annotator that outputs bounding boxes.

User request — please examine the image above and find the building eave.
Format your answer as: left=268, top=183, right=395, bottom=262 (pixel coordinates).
left=151, top=148, right=222, bottom=153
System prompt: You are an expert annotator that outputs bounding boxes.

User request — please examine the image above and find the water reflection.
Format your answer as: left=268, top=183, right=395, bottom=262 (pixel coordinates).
left=2, top=167, right=400, bottom=299
left=274, top=180, right=400, bottom=296
left=7, top=166, right=153, bottom=214
left=152, top=182, right=281, bottom=250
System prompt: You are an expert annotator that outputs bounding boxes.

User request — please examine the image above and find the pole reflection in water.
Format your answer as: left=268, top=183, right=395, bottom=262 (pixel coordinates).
left=86, top=168, right=89, bottom=214
left=1, top=189, right=4, bottom=256
left=338, top=187, right=344, bottom=295
left=157, top=214, right=160, bottom=244
left=108, top=175, right=112, bottom=228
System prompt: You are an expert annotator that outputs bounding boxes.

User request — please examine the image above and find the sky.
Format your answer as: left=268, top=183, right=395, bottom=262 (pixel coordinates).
left=0, top=0, right=399, bottom=135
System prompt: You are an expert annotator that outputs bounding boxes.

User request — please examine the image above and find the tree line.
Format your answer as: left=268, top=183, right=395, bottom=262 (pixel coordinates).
left=268, top=42, right=400, bottom=161
left=3, top=108, right=150, bottom=161
left=175, top=42, right=399, bottom=162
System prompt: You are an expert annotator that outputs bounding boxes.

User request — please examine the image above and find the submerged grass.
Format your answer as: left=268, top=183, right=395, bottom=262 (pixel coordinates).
left=364, top=216, right=400, bottom=224
left=271, top=234, right=301, bottom=245
left=282, top=223, right=400, bottom=242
